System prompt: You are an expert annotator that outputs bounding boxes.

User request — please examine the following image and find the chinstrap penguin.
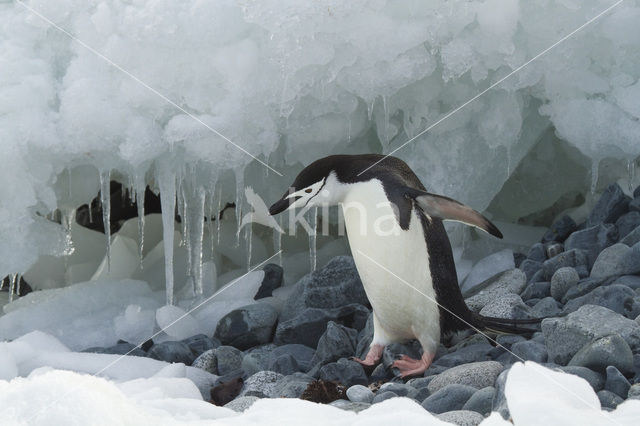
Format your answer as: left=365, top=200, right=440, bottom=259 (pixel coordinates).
left=269, top=154, right=539, bottom=378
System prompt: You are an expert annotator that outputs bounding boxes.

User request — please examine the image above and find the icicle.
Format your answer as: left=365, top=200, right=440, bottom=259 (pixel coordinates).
left=308, top=207, right=318, bottom=272
left=15, top=273, right=21, bottom=298
left=382, top=95, right=389, bottom=145
left=506, top=144, right=511, bottom=177
left=590, top=158, right=600, bottom=195
left=235, top=171, right=244, bottom=246
left=8, top=273, right=17, bottom=303
left=246, top=223, right=253, bottom=271
left=189, top=187, right=206, bottom=296
left=181, top=183, right=192, bottom=277
left=216, top=190, right=222, bottom=245
left=273, top=223, right=282, bottom=266
left=134, top=173, right=146, bottom=267
left=367, top=97, right=375, bottom=121
left=628, top=159, right=635, bottom=193
left=88, top=200, right=93, bottom=224
left=99, top=170, right=112, bottom=271
left=348, top=118, right=351, bottom=144
left=158, top=168, right=176, bottom=305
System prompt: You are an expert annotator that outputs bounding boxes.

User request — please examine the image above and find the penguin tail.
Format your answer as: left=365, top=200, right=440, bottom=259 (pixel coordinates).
left=472, top=313, right=543, bottom=336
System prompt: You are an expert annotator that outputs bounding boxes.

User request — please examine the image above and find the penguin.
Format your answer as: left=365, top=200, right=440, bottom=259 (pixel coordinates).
left=268, top=154, right=538, bottom=377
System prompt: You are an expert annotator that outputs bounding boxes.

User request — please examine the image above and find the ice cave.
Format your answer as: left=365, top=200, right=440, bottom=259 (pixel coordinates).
left=1, top=1, right=640, bottom=424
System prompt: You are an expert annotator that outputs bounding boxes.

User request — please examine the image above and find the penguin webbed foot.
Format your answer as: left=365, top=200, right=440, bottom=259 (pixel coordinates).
left=351, top=343, right=384, bottom=372
left=391, top=352, right=435, bottom=379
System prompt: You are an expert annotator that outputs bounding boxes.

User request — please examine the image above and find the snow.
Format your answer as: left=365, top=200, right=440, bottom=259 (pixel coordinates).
left=155, top=305, right=206, bottom=341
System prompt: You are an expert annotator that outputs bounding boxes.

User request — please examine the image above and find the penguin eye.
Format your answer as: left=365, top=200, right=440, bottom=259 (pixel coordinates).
left=305, top=188, right=313, bottom=194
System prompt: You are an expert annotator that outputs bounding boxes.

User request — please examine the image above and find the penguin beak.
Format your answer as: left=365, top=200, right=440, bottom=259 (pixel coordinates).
left=269, top=196, right=301, bottom=215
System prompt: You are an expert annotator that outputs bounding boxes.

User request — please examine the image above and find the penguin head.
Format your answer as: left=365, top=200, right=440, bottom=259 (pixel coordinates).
left=269, top=157, right=345, bottom=215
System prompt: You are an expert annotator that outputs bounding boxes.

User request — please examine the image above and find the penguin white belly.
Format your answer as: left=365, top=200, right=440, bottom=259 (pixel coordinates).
left=340, top=180, right=440, bottom=347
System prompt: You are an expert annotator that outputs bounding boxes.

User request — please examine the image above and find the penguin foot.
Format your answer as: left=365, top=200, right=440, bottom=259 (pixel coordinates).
left=392, top=352, right=435, bottom=378
left=351, top=343, right=384, bottom=367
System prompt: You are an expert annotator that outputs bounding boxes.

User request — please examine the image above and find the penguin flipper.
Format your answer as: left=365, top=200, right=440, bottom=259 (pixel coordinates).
left=404, top=187, right=503, bottom=239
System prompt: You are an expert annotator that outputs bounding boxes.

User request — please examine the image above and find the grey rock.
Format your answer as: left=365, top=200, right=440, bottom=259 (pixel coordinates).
left=635, top=186, right=640, bottom=198
left=492, top=368, right=510, bottom=419
left=628, top=383, right=640, bottom=399
left=587, top=183, right=630, bottom=227
left=318, top=358, right=368, bottom=387
left=421, top=384, right=477, bottom=414
left=383, top=341, right=422, bottom=368
left=542, top=215, right=577, bottom=243
left=407, top=387, right=431, bottom=403
left=541, top=305, right=640, bottom=364
left=495, top=334, right=526, bottom=348
left=521, top=281, right=550, bottom=301
left=550, top=267, right=579, bottom=301
left=605, top=365, right=631, bottom=398
left=616, top=212, right=640, bottom=240
left=568, top=334, right=634, bottom=374
left=224, top=396, right=259, bottom=412
left=369, top=363, right=394, bottom=382
left=279, top=256, right=368, bottom=322
left=436, top=410, right=484, bottom=426
left=630, top=196, right=640, bottom=212
left=565, top=223, right=618, bottom=267
left=509, top=340, right=548, bottom=363
left=268, top=353, right=300, bottom=375
left=240, top=345, right=274, bottom=376
left=240, top=371, right=284, bottom=398
left=519, top=260, right=543, bottom=282
left=181, top=334, right=219, bottom=357
left=620, top=225, right=640, bottom=247
left=561, top=276, right=615, bottom=303
left=274, top=304, right=369, bottom=348
left=269, top=344, right=315, bottom=372
left=272, top=372, right=314, bottom=398
left=464, top=269, right=527, bottom=312
left=526, top=243, right=547, bottom=262
left=558, top=366, right=605, bottom=391
left=597, top=390, right=623, bottom=409
left=254, top=263, right=283, bottom=299
left=542, top=249, right=590, bottom=280
left=310, top=321, right=357, bottom=367
left=192, top=349, right=217, bottom=373
left=148, top=341, right=195, bottom=365
left=613, top=275, right=640, bottom=290
left=563, top=284, right=640, bottom=318
left=462, top=386, right=495, bottom=416
left=215, top=346, right=243, bottom=376
left=372, top=391, right=398, bottom=404
left=591, top=242, right=640, bottom=279
left=546, top=243, right=564, bottom=259
left=428, top=361, right=503, bottom=393
left=434, top=344, right=493, bottom=368
left=346, top=384, right=374, bottom=403
left=328, top=400, right=370, bottom=412
left=214, top=303, right=278, bottom=350
left=379, top=382, right=412, bottom=397
left=479, top=293, right=533, bottom=320
left=407, top=377, right=433, bottom=389
left=514, top=252, right=526, bottom=268
left=532, top=297, right=561, bottom=317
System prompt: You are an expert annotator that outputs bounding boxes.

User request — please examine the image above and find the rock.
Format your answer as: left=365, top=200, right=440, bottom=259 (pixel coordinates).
left=564, top=224, right=618, bottom=267
left=371, top=391, right=398, bottom=404
left=462, top=386, right=495, bottom=416
left=346, top=384, right=373, bottom=403
left=521, top=281, right=550, bottom=301
left=616, top=211, right=640, bottom=240
left=630, top=196, right=640, bottom=212
left=224, top=395, right=259, bottom=412
left=328, top=400, right=370, bottom=412
left=532, top=297, right=561, bottom=317
left=427, top=361, right=503, bottom=393
left=591, top=242, right=640, bottom=279
left=382, top=341, right=422, bottom=368
left=542, top=215, right=577, bottom=243
left=545, top=243, right=564, bottom=259
left=210, top=377, right=244, bottom=406
left=604, top=365, right=631, bottom=398
left=269, top=344, right=316, bottom=372
left=240, top=345, right=274, bottom=376
left=407, top=377, right=434, bottom=389
left=541, top=249, right=589, bottom=280
left=461, top=249, right=515, bottom=294
left=279, top=256, right=369, bottom=322
left=613, top=275, right=640, bottom=290
left=268, top=353, right=300, bottom=375
left=561, top=276, right=615, bottom=303
left=550, top=267, right=579, bottom=301
left=519, top=260, right=543, bottom=282
left=181, top=334, right=218, bottom=358
left=558, top=366, right=605, bottom=391
left=563, top=284, right=640, bottom=318
left=240, top=371, right=284, bottom=398
left=274, top=304, right=369, bottom=348
left=272, top=372, right=314, bottom=398
left=597, top=390, right=623, bottom=409
left=620, top=225, right=640, bottom=247
left=479, top=293, right=533, bottom=320
left=407, top=387, right=431, bottom=403
left=526, top=243, right=547, bottom=262
left=509, top=340, right=548, bottom=363
left=215, top=346, right=243, bottom=376
left=318, top=358, right=368, bottom=387
left=254, top=263, right=283, bottom=299
left=369, top=363, right=394, bottom=382
left=464, top=269, right=527, bottom=311
left=541, top=305, right=640, bottom=364
left=379, top=382, right=412, bottom=396
left=434, top=344, right=493, bottom=368
left=192, top=349, right=217, bottom=373
left=568, top=334, right=634, bottom=374
left=148, top=341, right=195, bottom=365
left=214, top=303, right=278, bottom=350
left=354, top=313, right=373, bottom=359
left=309, top=321, right=357, bottom=367
left=436, top=410, right=484, bottom=426
left=421, top=384, right=477, bottom=414
left=587, top=183, right=630, bottom=227
left=628, top=384, right=640, bottom=399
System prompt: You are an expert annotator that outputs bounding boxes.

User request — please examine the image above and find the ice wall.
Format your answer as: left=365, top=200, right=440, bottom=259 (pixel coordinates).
left=1, top=1, right=640, bottom=287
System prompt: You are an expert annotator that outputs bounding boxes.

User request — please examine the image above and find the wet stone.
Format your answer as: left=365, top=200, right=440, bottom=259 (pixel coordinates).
left=421, top=384, right=477, bottom=414
left=604, top=366, right=631, bottom=399
left=462, top=386, right=495, bottom=416
left=550, top=267, right=579, bottom=301
left=597, top=390, right=623, bottom=410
